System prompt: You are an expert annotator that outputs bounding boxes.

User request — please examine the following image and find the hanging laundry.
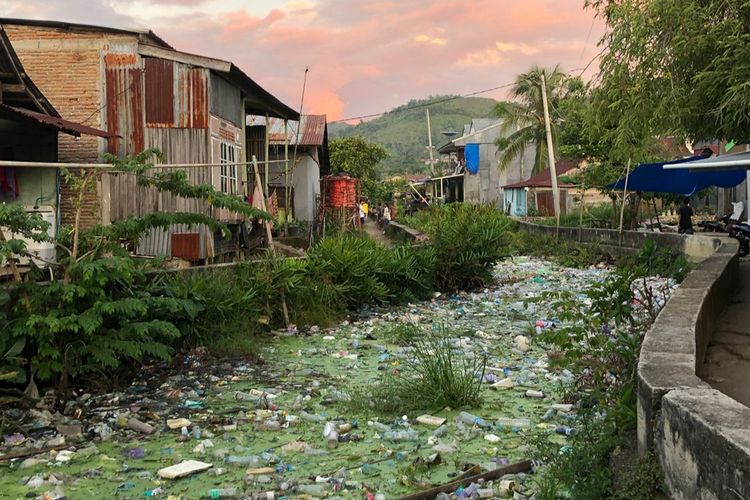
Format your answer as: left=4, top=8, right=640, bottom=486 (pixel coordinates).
left=0, top=168, right=19, bottom=201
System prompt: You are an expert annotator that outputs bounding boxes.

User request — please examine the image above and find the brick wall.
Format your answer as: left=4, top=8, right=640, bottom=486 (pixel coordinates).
left=3, top=25, right=136, bottom=228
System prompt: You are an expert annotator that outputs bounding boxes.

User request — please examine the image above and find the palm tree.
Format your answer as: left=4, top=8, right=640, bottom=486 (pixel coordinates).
left=495, top=65, right=567, bottom=174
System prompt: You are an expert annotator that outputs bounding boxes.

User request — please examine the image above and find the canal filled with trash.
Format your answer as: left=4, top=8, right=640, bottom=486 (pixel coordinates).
left=2, top=257, right=654, bottom=499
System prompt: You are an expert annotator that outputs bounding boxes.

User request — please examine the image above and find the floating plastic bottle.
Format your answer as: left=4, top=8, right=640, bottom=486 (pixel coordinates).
left=256, top=419, right=281, bottom=431
left=431, top=425, right=449, bottom=438
left=368, top=421, right=392, bottom=433
left=300, top=411, right=325, bottom=423
left=494, top=418, right=531, bottom=430
left=225, top=455, right=261, bottom=466
left=209, top=488, right=238, bottom=499
left=458, top=411, right=488, bottom=428
left=234, top=391, right=261, bottom=403
left=382, top=429, right=419, bottom=442
left=327, top=388, right=351, bottom=402
left=542, top=408, right=557, bottom=421
left=323, top=422, right=339, bottom=449
left=524, top=389, right=545, bottom=399
left=296, top=484, right=325, bottom=496
left=476, top=488, right=495, bottom=498
left=555, top=426, right=576, bottom=436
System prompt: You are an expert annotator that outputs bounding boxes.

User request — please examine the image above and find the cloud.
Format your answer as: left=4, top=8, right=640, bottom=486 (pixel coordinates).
left=1, top=0, right=606, bottom=121
left=414, top=34, right=447, bottom=46
left=221, top=8, right=285, bottom=40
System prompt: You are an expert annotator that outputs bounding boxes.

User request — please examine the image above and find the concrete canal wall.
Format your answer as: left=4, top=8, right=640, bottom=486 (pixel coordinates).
left=518, top=222, right=750, bottom=500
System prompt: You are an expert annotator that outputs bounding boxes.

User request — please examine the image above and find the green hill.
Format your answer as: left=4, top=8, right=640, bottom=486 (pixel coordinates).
left=329, top=95, right=498, bottom=175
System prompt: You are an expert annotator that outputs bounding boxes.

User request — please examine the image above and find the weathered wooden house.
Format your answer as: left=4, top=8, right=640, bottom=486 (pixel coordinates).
left=259, top=114, right=330, bottom=222
left=1, top=18, right=299, bottom=260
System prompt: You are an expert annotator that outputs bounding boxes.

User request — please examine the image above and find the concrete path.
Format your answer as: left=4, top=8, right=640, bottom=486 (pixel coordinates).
left=702, top=258, right=750, bottom=407
left=362, top=218, right=392, bottom=248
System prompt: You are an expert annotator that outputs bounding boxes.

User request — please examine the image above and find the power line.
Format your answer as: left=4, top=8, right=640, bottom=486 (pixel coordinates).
left=328, top=82, right=517, bottom=124
left=577, top=16, right=597, bottom=70
left=328, top=61, right=605, bottom=125
left=79, top=68, right=147, bottom=126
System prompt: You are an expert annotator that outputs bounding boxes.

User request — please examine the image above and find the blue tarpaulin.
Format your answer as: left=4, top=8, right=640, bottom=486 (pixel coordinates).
left=465, top=143, right=480, bottom=175
left=609, top=156, right=746, bottom=195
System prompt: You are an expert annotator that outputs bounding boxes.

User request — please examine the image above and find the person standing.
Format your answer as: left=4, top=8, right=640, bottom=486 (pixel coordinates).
left=382, top=203, right=391, bottom=232
left=678, top=197, right=694, bottom=234
left=358, top=202, right=366, bottom=225
left=362, top=199, right=369, bottom=220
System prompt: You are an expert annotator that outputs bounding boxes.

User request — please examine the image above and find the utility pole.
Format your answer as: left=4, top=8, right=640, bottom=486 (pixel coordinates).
left=426, top=108, right=436, bottom=176
left=618, top=157, right=632, bottom=246
left=540, top=72, right=560, bottom=232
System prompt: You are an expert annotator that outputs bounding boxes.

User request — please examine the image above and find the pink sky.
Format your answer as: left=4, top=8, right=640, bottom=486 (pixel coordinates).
left=0, top=0, right=605, bottom=121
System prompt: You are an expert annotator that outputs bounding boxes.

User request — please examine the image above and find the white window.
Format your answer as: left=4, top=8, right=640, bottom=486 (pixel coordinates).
left=220, top=142, right=238, bottom=194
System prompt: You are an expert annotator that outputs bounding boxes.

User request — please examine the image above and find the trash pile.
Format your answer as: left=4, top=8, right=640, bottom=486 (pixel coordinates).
left=0, top=257, right=671, bottom=499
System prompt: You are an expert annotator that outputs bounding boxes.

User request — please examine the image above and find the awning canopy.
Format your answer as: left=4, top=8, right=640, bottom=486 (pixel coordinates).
left=609, top=156, right=746, bottom=196
left=0, top=104, right=115, bottom=137
left=663, top=150, right=750, bottom=171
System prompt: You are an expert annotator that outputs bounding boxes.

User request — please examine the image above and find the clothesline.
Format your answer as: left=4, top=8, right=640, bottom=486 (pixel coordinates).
left=0, top=159, right=292, bottom=170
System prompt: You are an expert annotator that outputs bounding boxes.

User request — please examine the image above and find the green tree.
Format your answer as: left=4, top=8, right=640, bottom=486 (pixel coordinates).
left=329, top=135, right=389, bottom=199
left=587, top=0, right=750, bottom=144
left=329, top=135, right=389, bottom=180
left=494, top=65, right=568, bottom=174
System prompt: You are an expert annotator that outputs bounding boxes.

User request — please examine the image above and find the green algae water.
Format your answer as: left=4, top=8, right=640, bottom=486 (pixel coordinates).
left=1, top=258, right=608, bottom=499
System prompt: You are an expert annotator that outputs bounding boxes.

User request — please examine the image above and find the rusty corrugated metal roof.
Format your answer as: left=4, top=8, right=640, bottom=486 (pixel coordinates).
left=502, top=160, right=578, bottom=189
left=0, top=18, right=172, bottom=49
left=265, top=115, right=327, bottom=146
left=0, top=103, right=115, bottom=137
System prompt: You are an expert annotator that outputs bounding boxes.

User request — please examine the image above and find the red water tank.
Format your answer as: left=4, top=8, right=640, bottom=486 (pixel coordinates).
left=326, top=175, right=357, bottom=208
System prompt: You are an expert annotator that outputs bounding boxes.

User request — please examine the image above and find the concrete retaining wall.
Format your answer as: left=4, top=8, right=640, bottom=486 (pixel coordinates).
left=384, top=221, right=429, bottom=244
left=518, top=222, right=750, bottom=499
left=517, top=222, right=722, bottom=262
left=638, top=241, right=750, bottom=499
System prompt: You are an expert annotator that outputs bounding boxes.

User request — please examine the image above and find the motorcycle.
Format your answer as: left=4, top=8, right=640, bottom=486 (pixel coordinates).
left=698, top=212, right=732, bottom=232
left=728, top=222, right=750, bottom=257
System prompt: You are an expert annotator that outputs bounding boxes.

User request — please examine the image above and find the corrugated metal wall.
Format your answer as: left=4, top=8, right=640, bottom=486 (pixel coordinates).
left=104, top=53, right=246, bottom=258
left=105, top=51, right=147, bottom=222
left=144, top=58, right=175, bottom=126
left=145, top=128, right=211, bottom=215
left=143, top=57, right=208, bottom=129
left=137, top=223, right=212, bottom=259
left=210, top=72, right=242, bottom=127
left=177, top=65, right=208, bottom=129
left=105, top=52, right=144, bottom=156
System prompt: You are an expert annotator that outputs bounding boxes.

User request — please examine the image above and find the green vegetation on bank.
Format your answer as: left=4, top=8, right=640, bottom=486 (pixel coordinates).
left=0, top=202, right=516, bottom=394
left=522, top=241, right=682, bottom=499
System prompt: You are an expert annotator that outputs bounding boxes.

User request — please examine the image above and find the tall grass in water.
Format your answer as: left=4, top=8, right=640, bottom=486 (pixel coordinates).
left=351, top=325, right=486, bottom=414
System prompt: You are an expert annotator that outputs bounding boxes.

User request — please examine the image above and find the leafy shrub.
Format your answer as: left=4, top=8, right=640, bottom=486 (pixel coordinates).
left=404, top=204, right=517, bottom=291
left=305, top=236, right=435, bottom=309
left=530, top=410, right=621, bottom=500
left=633, top=238, right=690, bottom=282
left=7, top=256, right=197, bottom=386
